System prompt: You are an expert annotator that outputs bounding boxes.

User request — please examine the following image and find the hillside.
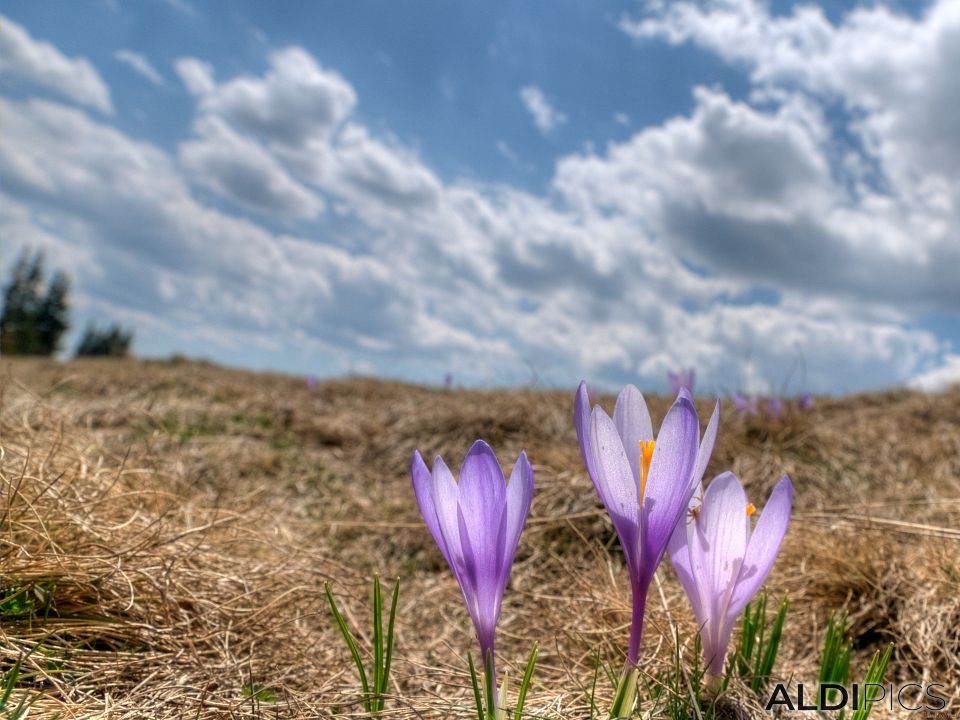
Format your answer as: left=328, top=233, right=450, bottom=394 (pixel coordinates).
left=0, top=358, right=958, bottom=718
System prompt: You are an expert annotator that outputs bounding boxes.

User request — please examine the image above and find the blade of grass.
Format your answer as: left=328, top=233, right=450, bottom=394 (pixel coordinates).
left=513, top=643, right=538, bottom=720
left=325, top=582, right=371, bottom=706
left=379, top=577, right=401, bottom=705
left=468, top=653, right=485, bottom=720
left=484, top=649, right=497, bottom=720
left=752, top=597, right=787, bottom=693
left=851, top=644, right=894, bottom=720
left=372, top=575, right=383, bottom=710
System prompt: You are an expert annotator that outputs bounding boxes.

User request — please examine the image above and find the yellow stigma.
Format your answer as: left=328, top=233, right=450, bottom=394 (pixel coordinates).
left=746, top=502, right=757, bottom=517
left=638, top=440, right=656, bottom=504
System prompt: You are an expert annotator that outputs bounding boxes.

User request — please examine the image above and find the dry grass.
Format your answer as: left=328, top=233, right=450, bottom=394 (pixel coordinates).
left=0, top=357, right=958, bottom=718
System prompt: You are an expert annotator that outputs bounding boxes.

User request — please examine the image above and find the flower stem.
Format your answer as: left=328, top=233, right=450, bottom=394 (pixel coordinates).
left=627, top=580, right=650, bottom=667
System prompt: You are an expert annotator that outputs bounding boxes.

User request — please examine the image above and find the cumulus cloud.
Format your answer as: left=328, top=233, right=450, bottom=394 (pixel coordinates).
left=613, top=0, right=960, bottom=314
left=519, top=85, right=567, bottom=134
left=1, top=18, right=957, bottom=392
left=179, top=116, right=324, bottom=219
left=175, top=57, right=216, bottom=95
left=0, top=14, right=112, bottom=113
left=909, top=355, right=960, bottom=392
left=195, top=48, right=356, bottom=147
left=113, top=49, right=164, bottom=85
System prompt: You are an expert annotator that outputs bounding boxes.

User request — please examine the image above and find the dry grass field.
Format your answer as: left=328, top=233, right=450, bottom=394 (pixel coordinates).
left=1, top=357, right=959, bottom=718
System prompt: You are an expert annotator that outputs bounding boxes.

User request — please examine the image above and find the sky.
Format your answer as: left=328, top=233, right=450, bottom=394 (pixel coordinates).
left=1, top=0, right=959, bottom=394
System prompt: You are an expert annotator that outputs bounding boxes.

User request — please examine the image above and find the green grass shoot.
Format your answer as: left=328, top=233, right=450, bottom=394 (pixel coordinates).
left=850, top=643, right=894, bottom=720
left=325, top=575, right=400, bottom=714
left=734, top=592, right=788, bottom=693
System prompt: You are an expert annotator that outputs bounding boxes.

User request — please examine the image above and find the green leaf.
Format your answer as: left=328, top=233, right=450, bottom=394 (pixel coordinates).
left=372, top=575, right=383, bottom=708
left=380, top=576, right=401, bottom=705
left=514, top=643, right=538, bottom=720
left=468, top=653, right=485, bottom=720
left=851, top=644, right=894, bottom=720
left=325, top=582, right=371, bottom=709
left=484, top=649, right=497, bottom=720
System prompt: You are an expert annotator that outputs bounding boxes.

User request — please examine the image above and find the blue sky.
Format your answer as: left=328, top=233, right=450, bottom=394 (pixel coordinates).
left=2, top=0, right=959, bottom=394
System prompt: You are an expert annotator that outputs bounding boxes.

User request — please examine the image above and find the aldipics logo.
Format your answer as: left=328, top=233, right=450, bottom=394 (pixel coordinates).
left=765, top=682, right=948, bottom=713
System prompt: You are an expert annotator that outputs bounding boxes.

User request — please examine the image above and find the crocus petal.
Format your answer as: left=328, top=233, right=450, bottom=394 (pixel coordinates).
left=613, top=384, right=654, bottom=482
left=639, top=393, right=699, bottom=576
left=574, top=381, right=598, bottom=481
left=411, top=451, right=451, bottom=565
left=698, top=472, right=749, bottom=617
left=691, top=472, right=748, bottom=673
left=727, top=475, right=793, bottom=618
left=501, top=451, right=534, bottom=588
left=458, top=499, right=507, bottom=662
left=587, top=406, right=641, bottom=571
left=691, top=400, right=720, bottom=491
left=667, top=503, right=704, bottom=624
left=456, top=441, right=507, bottom=586
left=432, top=455, right=465, bottom=579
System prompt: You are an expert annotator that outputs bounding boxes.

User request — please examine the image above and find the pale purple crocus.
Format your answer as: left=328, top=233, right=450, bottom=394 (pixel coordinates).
left=306, top=374, right=318, bottom=390
left=667, top=368, right=696, bottom=396
left=411, top=440, right=534, bottom=684
left=574, top=382, right=719, bottom=667
left=764, top=396, right=783, bottom=420
left=668, top=472, right=793, bottom=684
left=797, top=393, right=815, bottom=411
left=731, top=392, right=758, bottom=416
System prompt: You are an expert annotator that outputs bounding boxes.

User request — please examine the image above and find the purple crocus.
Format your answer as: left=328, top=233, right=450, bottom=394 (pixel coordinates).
left=797, top=393, right=815, bottom=411
left=306, top=374, right=318, bottom=390
left=574, top=382, right=719, bottom=667
left=410, top=440, right=533, bottom=685
left=668, top=472, right=793, bottom=685
left=667, top=368, right=696, bottom=396
left=731, top=392, right=758, bottom=416
left=764, top=396, right=783, bottom=420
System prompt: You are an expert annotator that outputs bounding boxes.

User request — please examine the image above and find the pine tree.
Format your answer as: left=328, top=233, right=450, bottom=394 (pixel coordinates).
left=1, top=251, right=44, bottom=354
left=0, top=250, right=71, bottom=356
left=75, top=323, right=133, bottom=357
left=38, top=271, right=70, bottom=355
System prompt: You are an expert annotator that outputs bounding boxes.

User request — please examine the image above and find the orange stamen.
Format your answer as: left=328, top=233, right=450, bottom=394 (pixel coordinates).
left=638, top=440, right=656, bottom=504
left=746, top=502, right=757, bottom=517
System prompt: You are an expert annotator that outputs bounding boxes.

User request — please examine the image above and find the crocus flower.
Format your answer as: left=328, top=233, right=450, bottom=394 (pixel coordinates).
left=667, top=368, right=696, bottom=396
left=797, top=393, right=814, bottom=411
left=764, top=396, right=783, bottom=420
left=668, top=472, right=793, bottom=687
left=306, top=374, right=318, bottom=390
left=574, top=382, right=719, bottom=667
left=410, top=440, right=533, bottom=687
left=731, top=392, right=758, bottom=416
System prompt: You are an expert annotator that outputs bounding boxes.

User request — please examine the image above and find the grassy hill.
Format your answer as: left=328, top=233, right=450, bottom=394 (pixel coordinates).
left=0, top=358, right=958, bottom=718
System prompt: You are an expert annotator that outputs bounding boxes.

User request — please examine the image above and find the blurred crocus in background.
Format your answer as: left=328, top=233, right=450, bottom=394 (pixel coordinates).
left=731, top=392, right=758, bottom=416
left=574, top=382, right=718, bottom=714
left=668, top=473, right=793, bottom=692
left=667, top=368, right=696, bottom=396
left=764, top=396, right=783, bottom=420
left=306, top=374, right=318, bottom=390
left=797, top=393, right=815, bottom=411
left=411, top=440, right=533, bottom=716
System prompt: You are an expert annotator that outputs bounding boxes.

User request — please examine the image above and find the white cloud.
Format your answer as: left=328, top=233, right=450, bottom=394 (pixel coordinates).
left=175, top=57, right=216, bottom=95
left=196, top=48, right=356, bottom=147
left=178, top=116, right=324, bottom=219
left=114, top=49, right=164, bottom=85
left=519, top=85, right=567, bottom=134
left=909, top=355, right=960, bottom=392
left=1, top=25, right=957, bottom=392
left=0, top=14, right=112, bottom=113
